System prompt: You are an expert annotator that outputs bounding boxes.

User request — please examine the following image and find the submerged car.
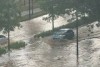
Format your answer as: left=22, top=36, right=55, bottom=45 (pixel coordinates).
left=53, top=28, right=74, bottom=40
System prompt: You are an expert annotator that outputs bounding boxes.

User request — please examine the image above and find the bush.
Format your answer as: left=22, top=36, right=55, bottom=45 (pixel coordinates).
left=10, top=41, right=26, bottom=49
left=0, top=41, right=27, bottom=56
left=0, top=48, right=6, bottom=56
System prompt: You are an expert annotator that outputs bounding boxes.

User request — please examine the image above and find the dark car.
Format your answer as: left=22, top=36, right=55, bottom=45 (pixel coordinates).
left=53, top=28, right=74, bottom=40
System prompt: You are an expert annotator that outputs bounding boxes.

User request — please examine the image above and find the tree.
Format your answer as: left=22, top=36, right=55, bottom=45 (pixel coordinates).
left=77, top=0, right=100, bottom=22
left=37, top=0, right=54, bottom=30
left=37, top=0, right=66, bottom=30
left=0, top=0, right=21, bottom=52
left=38, top=0, right=100, bottom=21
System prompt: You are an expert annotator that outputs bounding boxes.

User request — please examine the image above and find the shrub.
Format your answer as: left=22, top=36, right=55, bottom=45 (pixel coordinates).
left=0, top=41, right=27, bottom=56
left=0, top=48, right=6, bottom=56
left=10, top=41, right=26, bottom=49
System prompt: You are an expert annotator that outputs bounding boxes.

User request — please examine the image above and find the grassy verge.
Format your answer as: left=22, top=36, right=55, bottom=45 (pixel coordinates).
left=34, top=17, right=96, bottom=38
left=0, top=41, right=26, bottom=56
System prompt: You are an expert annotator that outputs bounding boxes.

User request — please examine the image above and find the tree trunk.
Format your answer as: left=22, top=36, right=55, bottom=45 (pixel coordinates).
left=52, top=16, right=54, bottom=31
left=76, top=19, right=79, bottom=67
left=8, top=29, right=10, bottom=57
left=24, top=0, right=25, bottom=5
left=75, top=0, right=79, bottom=66
left=7, top=0, right=10, bottom=56
left=32, top=0, right=34, bottom=15
left=51, top=0, right=54, bottom=31
left=75, top=12, right=79, bottom=67
left=29, top=0, right=31, bottom=19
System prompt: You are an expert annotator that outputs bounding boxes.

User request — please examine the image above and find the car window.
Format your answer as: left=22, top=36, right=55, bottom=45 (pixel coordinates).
left=55, top=30, right=66, bottom=35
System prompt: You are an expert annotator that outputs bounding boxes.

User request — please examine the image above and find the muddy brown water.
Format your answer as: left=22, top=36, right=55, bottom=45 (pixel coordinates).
left=1, top=38, right=100, bottom=67
left=0, top=16, right=100, bottom=67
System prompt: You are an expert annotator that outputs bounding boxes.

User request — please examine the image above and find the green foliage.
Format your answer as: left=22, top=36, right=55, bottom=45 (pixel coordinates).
left=0, top=0, right=21, bottom=32
left=0, top=48, right=6, bottom=56
left=37, top=0, right=67, bottom=30
left=76, top=0, right=100, bottom=21
left=37, top=0, right=100, bottom=22
left=38, top=0, right=68, bottom=15
left=10, top=41, right=26, bottom=49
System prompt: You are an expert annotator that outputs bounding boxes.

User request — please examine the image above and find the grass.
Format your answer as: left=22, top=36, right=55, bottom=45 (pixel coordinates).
left=34, top=17, right=96, bottom=38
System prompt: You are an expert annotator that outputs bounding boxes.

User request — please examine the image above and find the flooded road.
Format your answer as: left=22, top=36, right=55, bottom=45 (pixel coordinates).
left=0, top=14, right=71, bottom=67
left=0, top=15, right=100, bottom=67
left=0, top=14, right=69, bottom=42
left=1, top=38, right=100, bottom=67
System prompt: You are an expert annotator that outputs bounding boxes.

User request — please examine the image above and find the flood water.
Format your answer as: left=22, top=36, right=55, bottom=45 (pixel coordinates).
left=0, top=15, right=100, bottom=67
left=1, top=38, right=100, bottom=67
